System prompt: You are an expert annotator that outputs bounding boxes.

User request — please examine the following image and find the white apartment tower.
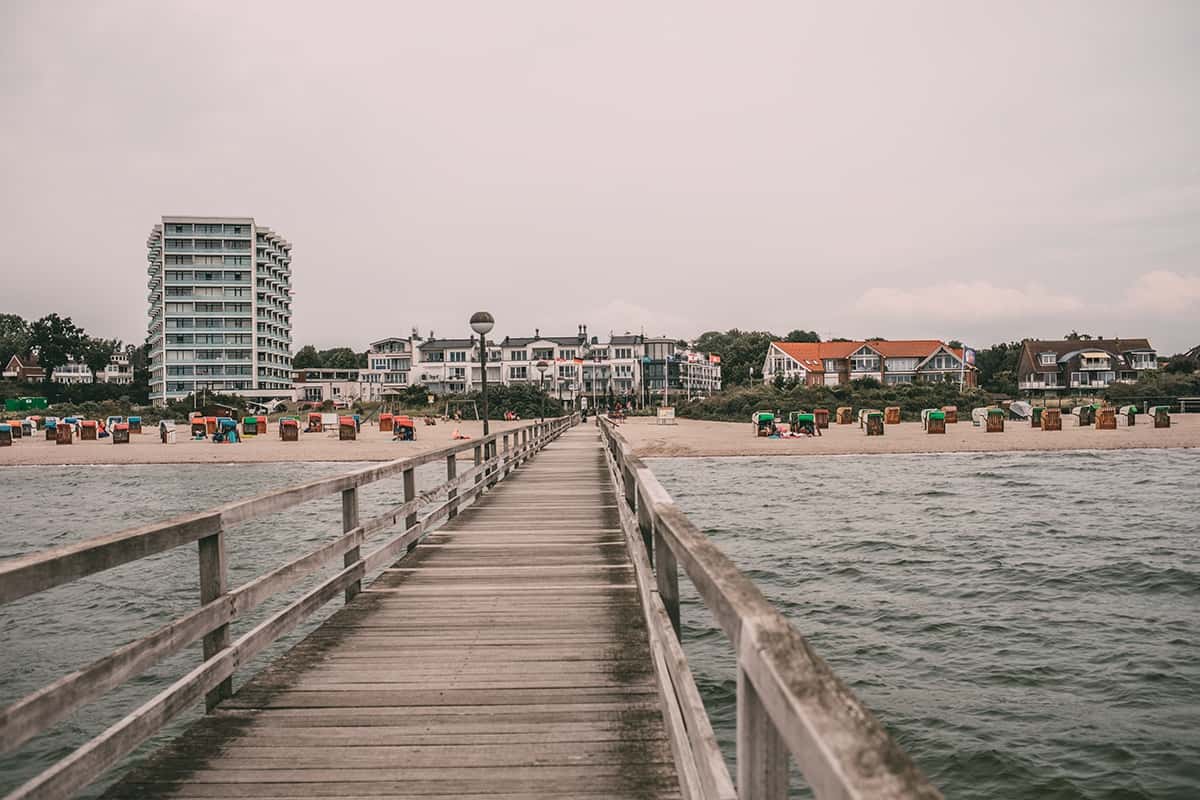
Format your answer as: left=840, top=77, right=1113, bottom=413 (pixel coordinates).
left=147, top=216, right=293, bottom=406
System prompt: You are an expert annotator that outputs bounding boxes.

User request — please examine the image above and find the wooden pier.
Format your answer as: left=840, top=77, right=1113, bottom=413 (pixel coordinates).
left=1, top=416, right=941, bottom=800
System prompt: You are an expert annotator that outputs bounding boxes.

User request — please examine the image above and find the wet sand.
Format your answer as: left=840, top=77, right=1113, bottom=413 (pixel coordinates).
left=0, top=419, right=532, bottom=465
left=612, top=415, right=1200, bottom=458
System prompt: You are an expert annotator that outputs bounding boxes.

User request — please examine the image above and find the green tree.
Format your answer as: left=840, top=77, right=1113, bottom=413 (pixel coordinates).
left=784, top=329, right=820, bottom=343
left=320, top=347, right=360, bottom=369
left=693, top=329, right=780, bottom=387
left=28, top=313, right=86, bottom=381
left=0, top=313, right=31, bottom=367
left=1164, top=355, right=1197, bottom=374
left=293, top=345, right=321, bottom=369
left=948, top=340, right=963, bottom=349
left=81, top=336, right=121, bottom=381
left=974, top=341, right=1021, bottom=394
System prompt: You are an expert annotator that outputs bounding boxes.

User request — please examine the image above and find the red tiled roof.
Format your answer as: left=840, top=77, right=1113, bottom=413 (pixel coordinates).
left=771, top=340, right=966, bottom=370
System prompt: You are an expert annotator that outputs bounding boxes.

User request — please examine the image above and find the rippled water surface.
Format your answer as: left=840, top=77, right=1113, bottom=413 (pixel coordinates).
left=649, top=449, right=1200, bottom=799
left=2, top=451, right=1198, bottom=799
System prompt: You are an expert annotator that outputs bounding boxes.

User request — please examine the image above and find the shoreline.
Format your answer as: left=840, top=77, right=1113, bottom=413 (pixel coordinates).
left=615, top=415, right=1200, bottom=459
left=0, top=419, right=528, bottom=466
left=2, top=415, right=1196, bottom=465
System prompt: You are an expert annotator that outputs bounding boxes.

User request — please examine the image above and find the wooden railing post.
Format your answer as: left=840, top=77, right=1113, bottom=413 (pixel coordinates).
left=198, top=529, right=231, bottom=712
left=446, top=454, right=458, bottom=518
left=403, top=467, right=417, bottom=553
left=637, top=485, right=654, bottom=567
left=654, top=527, right=680, bottom=637
left=474, top=444, right=483, bottom=492
left=502, top=433, right=511, bottom=477
left=737, top=660, right=789, bottom=799
left=342, top=487, right=361, bottom=603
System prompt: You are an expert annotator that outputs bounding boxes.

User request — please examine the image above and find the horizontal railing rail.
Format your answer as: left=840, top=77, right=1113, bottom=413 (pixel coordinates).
left=0, top=414, right=578, bottom=800
left=598, top=416, right=942, bottom=800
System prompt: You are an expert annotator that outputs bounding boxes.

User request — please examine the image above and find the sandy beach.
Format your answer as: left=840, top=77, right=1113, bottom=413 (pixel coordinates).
left=0, top=419, right=533, bottom=466
left=613, top=414, right=1200, bottom=458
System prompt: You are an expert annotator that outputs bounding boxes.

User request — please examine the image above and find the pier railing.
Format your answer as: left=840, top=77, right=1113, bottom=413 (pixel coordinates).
left=598, top=416, right=942, bottom=800
left=0, top=415, right=577, bottom=800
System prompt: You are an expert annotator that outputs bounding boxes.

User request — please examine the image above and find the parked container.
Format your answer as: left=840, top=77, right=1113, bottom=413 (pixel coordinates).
left=1042, top=408, right=1063, bottom=431
left=1118, top=405, right=1137, bottom=426
left=128, top=416, right=143, bottom=434
left=836, top=406, right=853, bottom=425
left=941, top=406, right=957, bottom=424
left=21, top=420, right=33, bottom=438
left=339, top=416, right=357, bottom=441
left=986, top=409, right=1005, bottom=433
left=112, top=423, right=130, bottom=444
left=1073, top=405, right=1095, bottom=426
left=813, top=408, right=830, bottom=429
left=44, top=419, right=57, bottom=440
left=56, top=424, right=73, bottom=444
left=280, top=418, right=300, bottom=441
left=1031, top=407, right=1044, bottom=428
left=1095, top=407, right=1117, bottom=430
left=242, top=416, right=258, bottom=436
left=380, top=413, right=394, bottom=432
left=1151, top=406, right=1170, bottom=428
left=884, top=406, right=901, bottom=425
left=927, top=410, right=946, bottom=434
left=0, top=424, right=11, bottom=446
left=866, top=412, right=884, bottom=436
left=80, top=420, right=98, bottom=440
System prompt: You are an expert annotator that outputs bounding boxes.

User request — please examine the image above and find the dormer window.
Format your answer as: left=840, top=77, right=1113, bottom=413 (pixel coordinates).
left=1039, top=353, right=1056, bottom=366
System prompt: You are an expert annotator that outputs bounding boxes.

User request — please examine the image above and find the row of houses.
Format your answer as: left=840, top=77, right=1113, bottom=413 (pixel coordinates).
left=762, top=340, right=976, bottom=387
left=761, top=336, right=1162, bottom=395
left=292, top=326, right=722, bottom=406
left=3, top=352, right=134, bottom=385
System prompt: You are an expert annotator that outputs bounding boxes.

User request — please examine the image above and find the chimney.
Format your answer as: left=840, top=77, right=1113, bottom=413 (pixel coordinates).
left=535, top=328, right=540, bottom=338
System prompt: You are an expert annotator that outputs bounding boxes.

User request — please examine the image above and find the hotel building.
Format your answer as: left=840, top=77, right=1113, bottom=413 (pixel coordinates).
left=147, top=216, right=293, bottom=406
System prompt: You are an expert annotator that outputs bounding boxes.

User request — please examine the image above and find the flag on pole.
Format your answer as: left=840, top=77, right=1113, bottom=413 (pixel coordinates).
left=709, top=354, right=721, bottom=364
left=964, top=348, right=976, bottom=365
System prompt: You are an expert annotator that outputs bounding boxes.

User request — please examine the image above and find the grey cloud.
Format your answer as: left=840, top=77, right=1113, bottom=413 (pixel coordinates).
left=1, top=1, right=1198, bottom=353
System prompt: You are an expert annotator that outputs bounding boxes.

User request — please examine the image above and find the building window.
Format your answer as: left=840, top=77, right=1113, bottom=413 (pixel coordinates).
left=1039, top=353, right=1056, bottom=366
left=509, top=350, right=527, bottom=362
left=449, top=351, right=466, bottom=362
left=560, top=349, right=575, bottom=361
left=510, top=366, right=528, bottom=380
left=850, top=354, right=879, bottom=372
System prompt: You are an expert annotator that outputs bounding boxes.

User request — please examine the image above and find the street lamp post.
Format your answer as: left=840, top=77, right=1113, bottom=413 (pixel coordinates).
left=536, top=360, right=549, bottom=421
left=469, top=312, right=494, bottom=436
left=580, top=342, right=591, bottom=416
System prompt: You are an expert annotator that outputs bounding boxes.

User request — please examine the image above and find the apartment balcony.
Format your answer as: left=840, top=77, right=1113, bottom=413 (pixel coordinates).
left=1018, top=379, right=1061, bottom=391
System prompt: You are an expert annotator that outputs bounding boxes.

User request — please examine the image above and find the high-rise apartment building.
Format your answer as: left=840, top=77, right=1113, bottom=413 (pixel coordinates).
left=147, top=216, right=293, bottom=406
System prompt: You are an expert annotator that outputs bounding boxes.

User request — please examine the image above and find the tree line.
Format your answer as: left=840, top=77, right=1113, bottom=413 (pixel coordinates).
left=0, top=312, right=141, bottom=382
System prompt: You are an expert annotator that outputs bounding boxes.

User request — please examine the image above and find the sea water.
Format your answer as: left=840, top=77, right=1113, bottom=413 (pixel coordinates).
left=649, top=448, right=1200, bottom=799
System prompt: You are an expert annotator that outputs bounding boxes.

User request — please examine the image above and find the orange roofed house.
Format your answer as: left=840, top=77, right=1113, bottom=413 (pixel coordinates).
left=762, top=340, right=976, bottom=388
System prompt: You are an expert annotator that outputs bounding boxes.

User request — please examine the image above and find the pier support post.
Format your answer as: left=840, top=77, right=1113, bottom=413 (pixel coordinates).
left=655, top=527, right=680, bottom=637
left=403, top=467, right=417, bottom=552
left=342, top=487, right=360, bottom=603
left=737, top=661, right=789, bottom=800
left=447, top=454, right=458, bottom=518
left=198, top=528, right=232, bottom=712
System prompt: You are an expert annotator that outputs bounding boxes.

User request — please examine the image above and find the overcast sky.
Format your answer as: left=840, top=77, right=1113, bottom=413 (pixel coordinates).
left=2, top=2, right=1198, bottom=353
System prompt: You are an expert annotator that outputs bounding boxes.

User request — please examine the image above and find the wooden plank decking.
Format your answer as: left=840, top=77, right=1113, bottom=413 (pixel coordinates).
left=102, top=426, right=680, bottom=799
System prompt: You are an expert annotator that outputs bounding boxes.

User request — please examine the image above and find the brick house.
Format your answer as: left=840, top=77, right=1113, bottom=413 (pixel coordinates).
left=2, top=354, right=46, bottom=382
left=1016, top=338, right=1156, bottom=394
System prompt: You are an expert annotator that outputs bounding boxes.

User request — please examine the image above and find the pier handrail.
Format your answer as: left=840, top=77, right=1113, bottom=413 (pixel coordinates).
left=0, top=415, right=577, bottom=800
left=598, top=416, right=942, bottom=800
